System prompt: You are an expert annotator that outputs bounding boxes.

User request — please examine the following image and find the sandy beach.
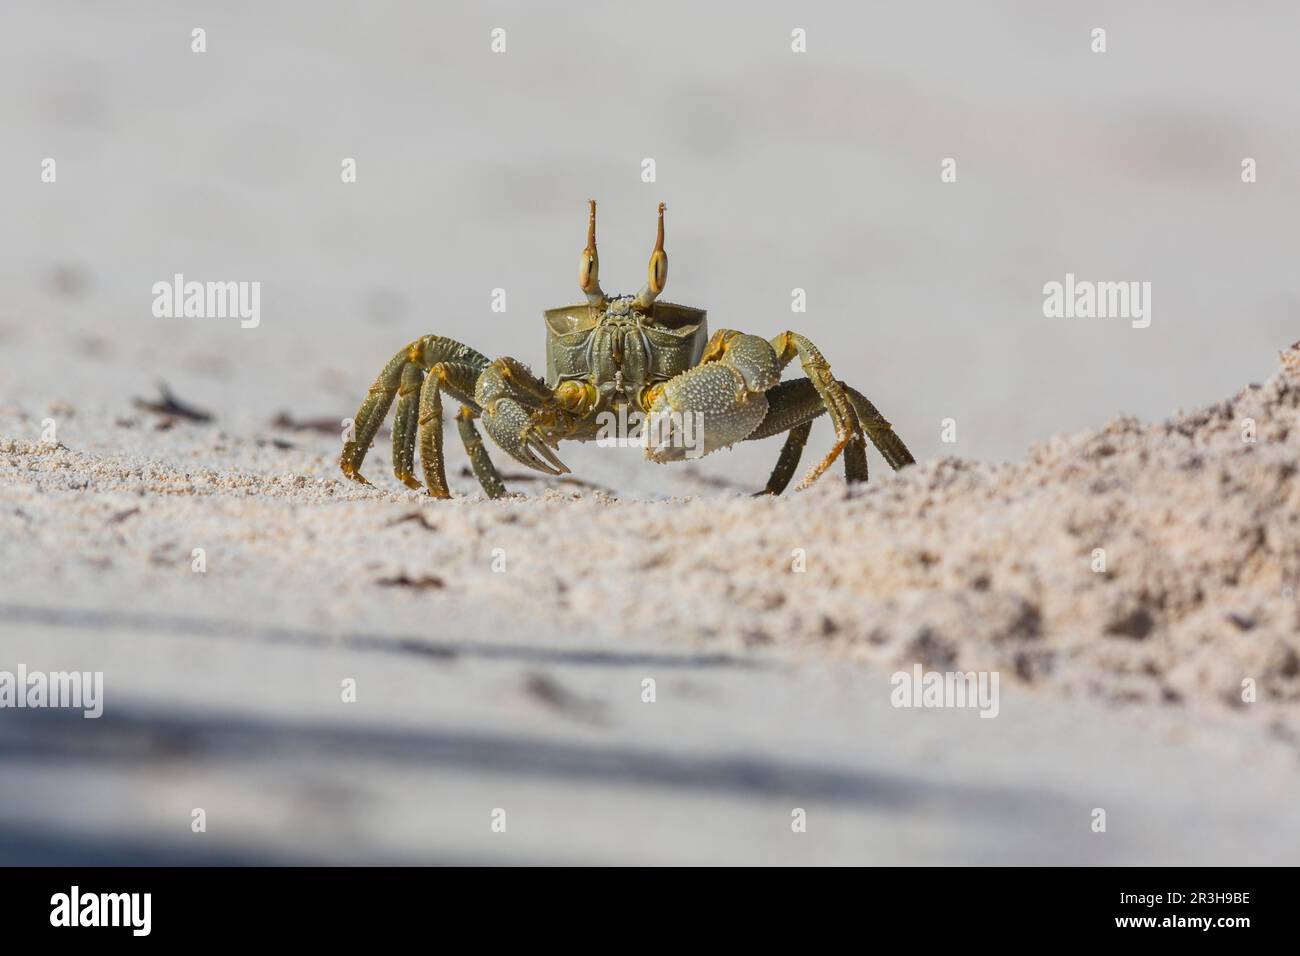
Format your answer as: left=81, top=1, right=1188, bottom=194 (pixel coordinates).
left=3, top=345, right=1298, bottom=863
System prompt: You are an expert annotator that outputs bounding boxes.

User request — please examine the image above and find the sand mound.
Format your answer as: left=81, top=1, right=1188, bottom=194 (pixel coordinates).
left=772, top=342, right=1300, bottom=724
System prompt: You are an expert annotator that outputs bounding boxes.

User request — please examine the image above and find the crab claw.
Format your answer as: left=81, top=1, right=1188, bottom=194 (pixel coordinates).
left=642, top=407, right=692, bottom=463
left=643, top=360, right=770, bottom=464
left=522, top=426, right=571, bottom=475
left=482, top=397, right=571, bottom=476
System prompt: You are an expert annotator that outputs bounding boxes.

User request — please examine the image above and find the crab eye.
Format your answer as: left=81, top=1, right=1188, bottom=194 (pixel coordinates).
left=647, top=202, right=667, bottom=295
left=648, top=248, right=667, bottom=295
left=579, top=199, right=604, bottom=297
left=631, top=203, right=669, bottom=311
left=579, top=250, right=599, bottom=293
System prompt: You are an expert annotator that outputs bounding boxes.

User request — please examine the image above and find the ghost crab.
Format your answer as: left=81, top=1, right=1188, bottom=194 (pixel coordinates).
left=340, top=201, right=915, bottom=497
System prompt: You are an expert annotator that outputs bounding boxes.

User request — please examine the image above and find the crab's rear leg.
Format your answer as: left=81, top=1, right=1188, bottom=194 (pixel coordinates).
left=340, top=335, right=488, bottom=486
left=341, top=349, right=408, bottom=485
left=747, top=377, right=915, bottom=493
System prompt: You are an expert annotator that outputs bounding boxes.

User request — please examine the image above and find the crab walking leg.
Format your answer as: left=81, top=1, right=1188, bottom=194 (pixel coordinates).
left=340, top=336, right=489, bottom=484
left=747, top=379, right=864, bottom=490
left=845, top=385, right=915, bottom=471
left=390, top=363, right=425, bottom=489
left=416, top=366, right=450, bottom=498
left=412, top=362, right=488, bottom=498
left=842, top=428, right=870, bottom=484
left=747, top=377, right=914, bottom=487
left=745, top=378, right=823, bottom=441
left=341, top=350, right=409, bottom=484
left=758, top=421, right=813, bottom=495
left=769, top=332, right=870, bottom=490
left=456, top=406, right=508, bottom=499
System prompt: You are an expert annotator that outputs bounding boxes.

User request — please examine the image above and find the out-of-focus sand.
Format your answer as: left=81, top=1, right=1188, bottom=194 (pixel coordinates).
left=2, top=0, right=1299, bottom=864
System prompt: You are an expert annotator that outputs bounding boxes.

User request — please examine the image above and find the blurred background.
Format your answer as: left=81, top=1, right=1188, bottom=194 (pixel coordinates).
left=2, top=0, right=1297, bottom=478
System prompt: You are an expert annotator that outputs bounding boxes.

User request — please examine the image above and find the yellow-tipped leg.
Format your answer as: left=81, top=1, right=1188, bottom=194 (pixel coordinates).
left=796, top=433, right=851, bottom=490
left=392, top=363, right=424, bottom=489
left=844, top=386, right=915, bottom=471
left=417, top=365, right=451, bottom=499
left=770, top=331, right=864, bottom=490
left=457, top=406, right=508, bottom=499
left=340, top=349, right=410, bottom=484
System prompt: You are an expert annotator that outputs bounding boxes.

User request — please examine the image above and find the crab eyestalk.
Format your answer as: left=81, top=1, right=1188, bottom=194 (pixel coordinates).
left=579, top=199, right=606, bottom=308
left=632, top=203, right=668, bottom=312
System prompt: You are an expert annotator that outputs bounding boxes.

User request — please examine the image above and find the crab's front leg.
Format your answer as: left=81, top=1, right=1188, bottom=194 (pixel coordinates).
left=474, top=357, right=593, bottom=476
left=642, top=330, right=780, bottom=462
